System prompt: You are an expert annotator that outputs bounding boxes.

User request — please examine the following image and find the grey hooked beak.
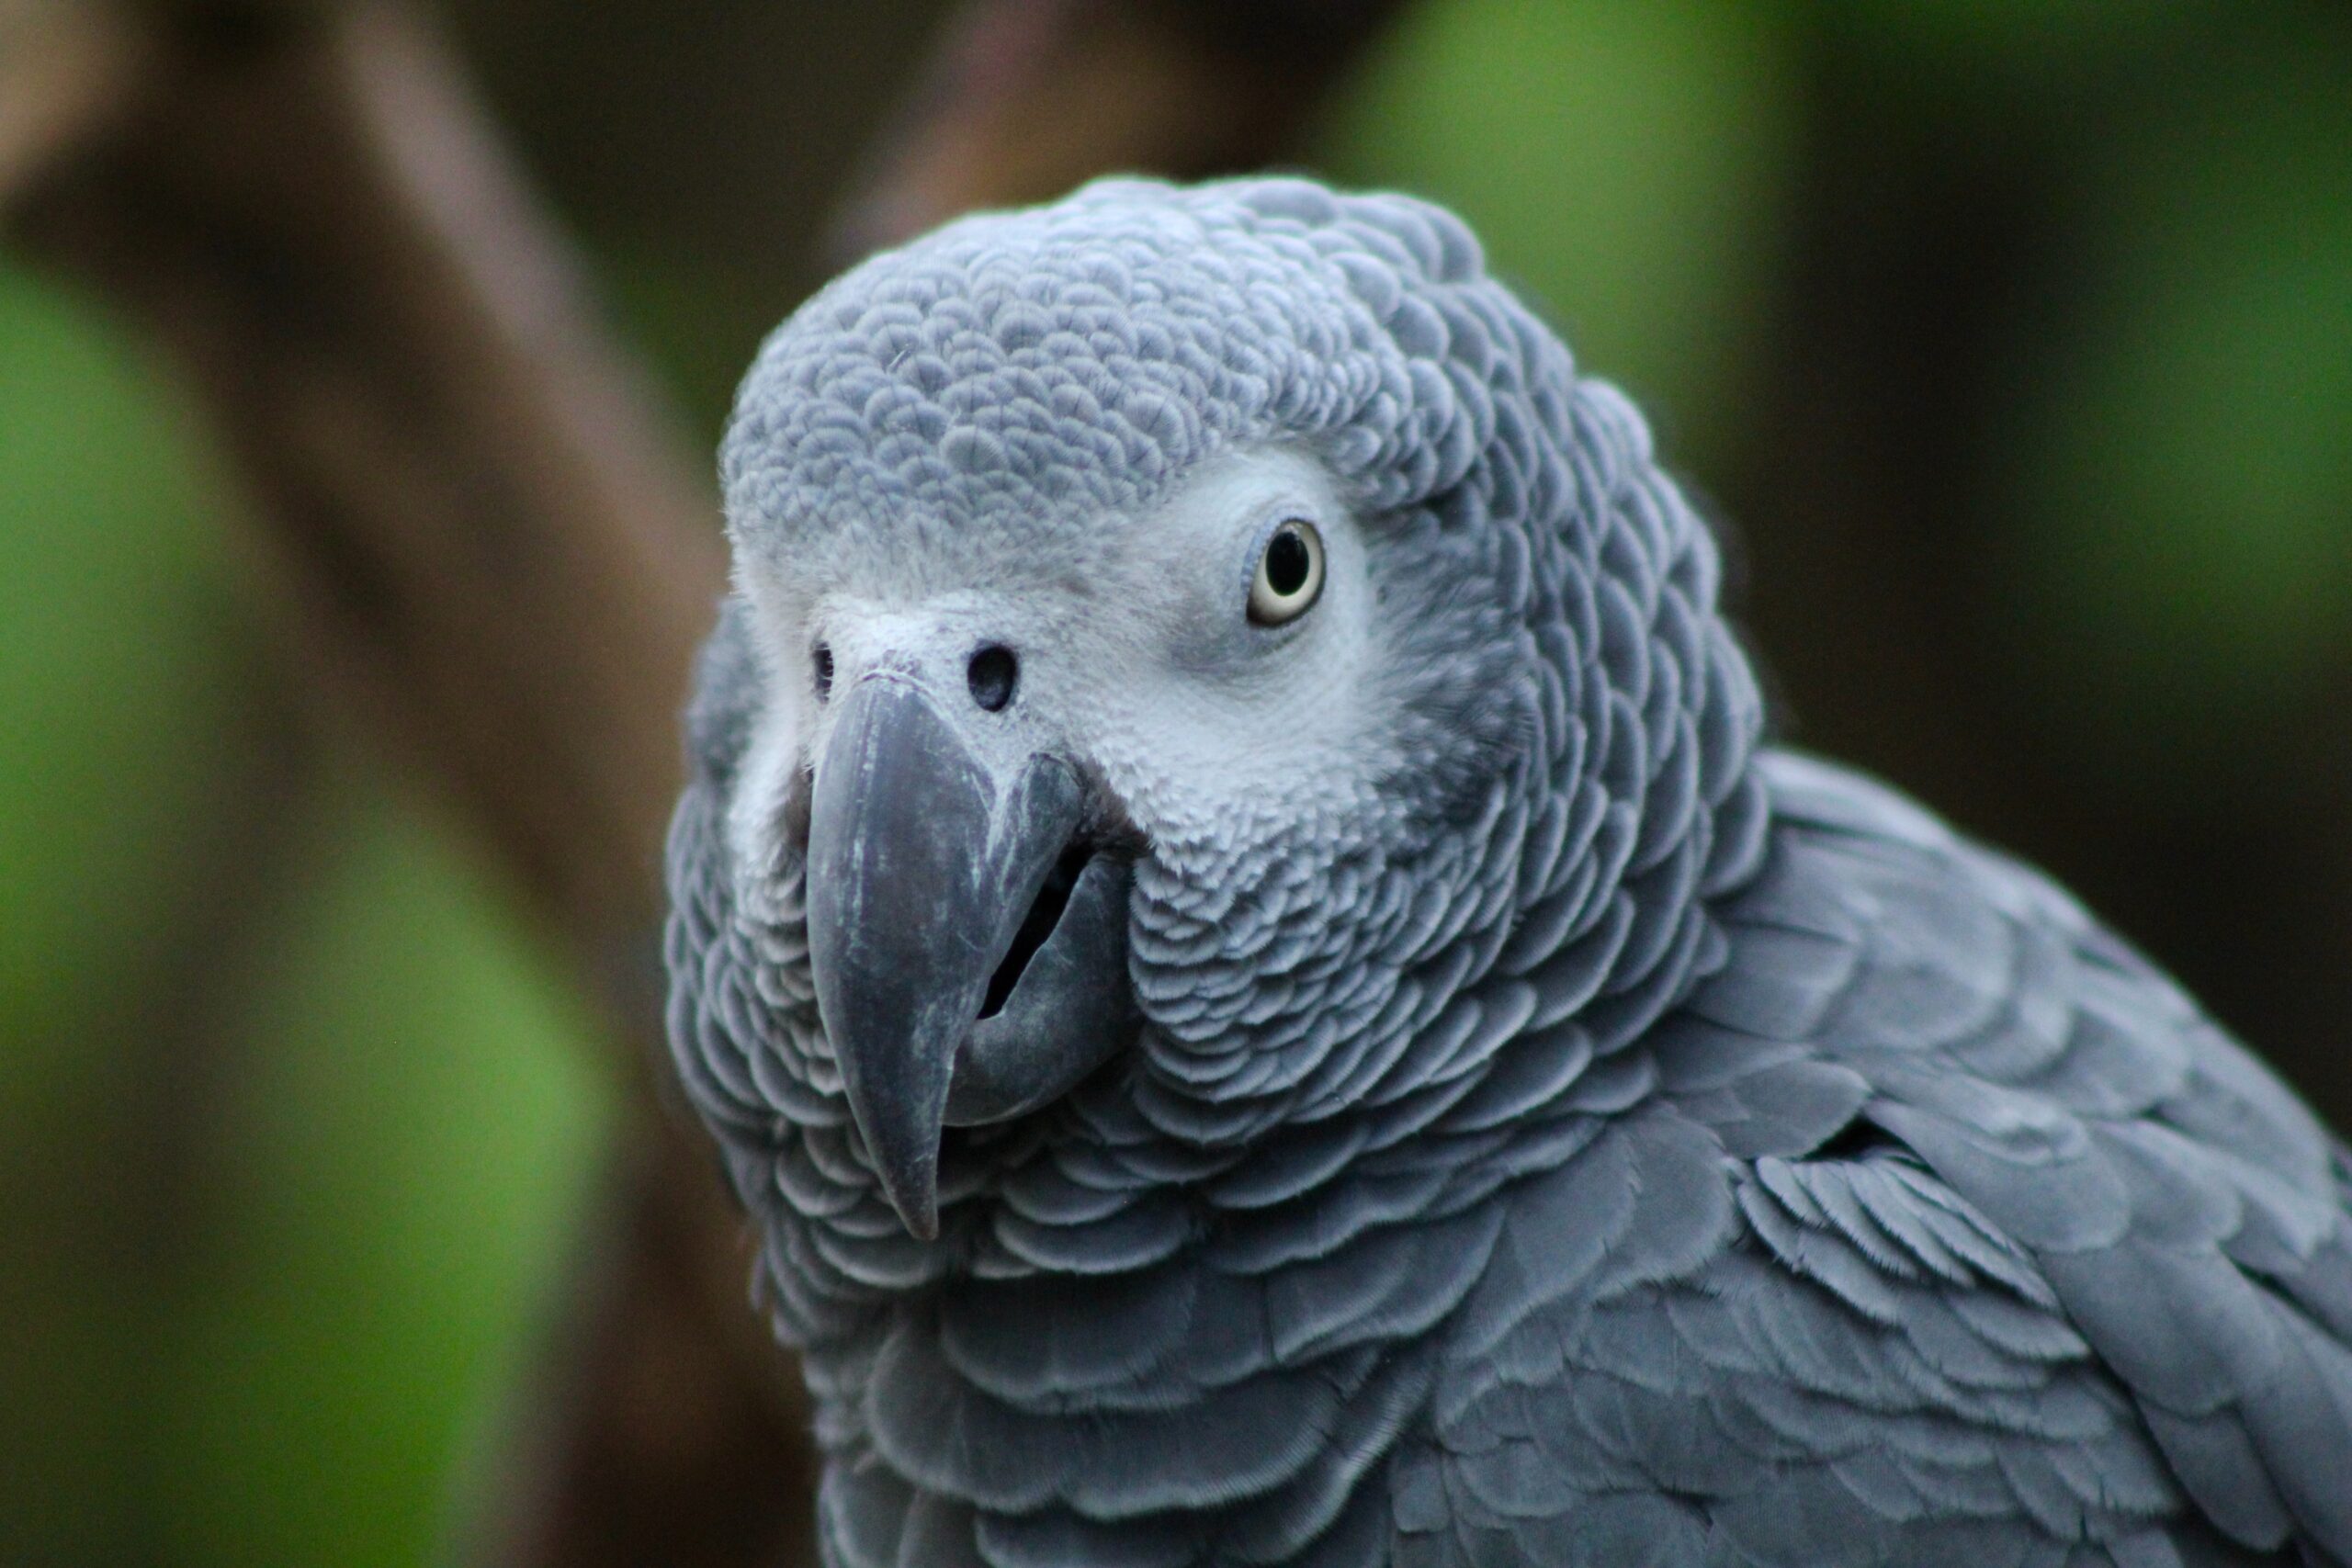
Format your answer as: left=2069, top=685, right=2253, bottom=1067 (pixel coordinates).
left=804, top=674, right=1136, bottom=1239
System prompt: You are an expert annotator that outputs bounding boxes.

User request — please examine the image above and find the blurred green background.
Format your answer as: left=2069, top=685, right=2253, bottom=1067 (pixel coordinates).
left=5, top=1, right=2350, bottom=1562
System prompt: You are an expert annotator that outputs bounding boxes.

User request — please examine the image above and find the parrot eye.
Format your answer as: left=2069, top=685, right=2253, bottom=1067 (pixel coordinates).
left=812, top=642, right=834, bottom=702
left=1248, top=520, right=1325, bottom=626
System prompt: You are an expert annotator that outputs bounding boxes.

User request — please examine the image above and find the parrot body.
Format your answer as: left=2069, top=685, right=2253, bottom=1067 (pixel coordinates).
left=664, top=177, right=2352, bottom=1567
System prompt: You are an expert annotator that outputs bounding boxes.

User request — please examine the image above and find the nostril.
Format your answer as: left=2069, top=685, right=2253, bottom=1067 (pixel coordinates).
left=812, top=642, right=833, bottom=702
left=967, top=645, right=1018, bottom=712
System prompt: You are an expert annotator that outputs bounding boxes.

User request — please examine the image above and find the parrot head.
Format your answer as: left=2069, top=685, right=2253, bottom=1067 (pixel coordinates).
left=694, top=177, right=1756, bottom=1241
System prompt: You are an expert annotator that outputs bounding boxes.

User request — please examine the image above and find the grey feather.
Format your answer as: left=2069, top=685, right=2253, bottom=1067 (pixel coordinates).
left=662, top=176, right=2350, bottom=1566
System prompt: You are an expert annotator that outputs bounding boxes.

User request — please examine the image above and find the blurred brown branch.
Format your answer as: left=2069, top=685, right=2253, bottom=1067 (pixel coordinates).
left=0, top=6, right=805, bottom=1566
left=7, top=1, right=720, bottom=938
left=0, top=0, right=1401, bottom=1563
left=835, top=0, right=1409, bottom=260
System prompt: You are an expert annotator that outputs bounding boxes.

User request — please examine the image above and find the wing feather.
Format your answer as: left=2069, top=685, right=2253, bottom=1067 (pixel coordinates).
left=1409, top=751, right=2346, bottom=1565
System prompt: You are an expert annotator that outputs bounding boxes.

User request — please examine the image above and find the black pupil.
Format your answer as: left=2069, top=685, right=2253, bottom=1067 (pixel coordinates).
left=1265, top=527, right=1311, bottom=596
left=812, top=642, right=834, bottom=699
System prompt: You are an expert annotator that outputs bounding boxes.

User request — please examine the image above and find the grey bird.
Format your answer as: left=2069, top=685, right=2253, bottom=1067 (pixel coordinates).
left=663, top=176, right=2352, bottom=1568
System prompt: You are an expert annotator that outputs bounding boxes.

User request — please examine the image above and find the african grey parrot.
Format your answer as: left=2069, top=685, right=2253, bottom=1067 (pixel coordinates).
left=662, top=176, right=2352, bottom=1568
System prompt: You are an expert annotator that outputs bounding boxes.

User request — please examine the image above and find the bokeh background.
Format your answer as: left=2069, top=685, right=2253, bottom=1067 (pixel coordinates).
left=6, top=1, right=2351, bottom=1563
